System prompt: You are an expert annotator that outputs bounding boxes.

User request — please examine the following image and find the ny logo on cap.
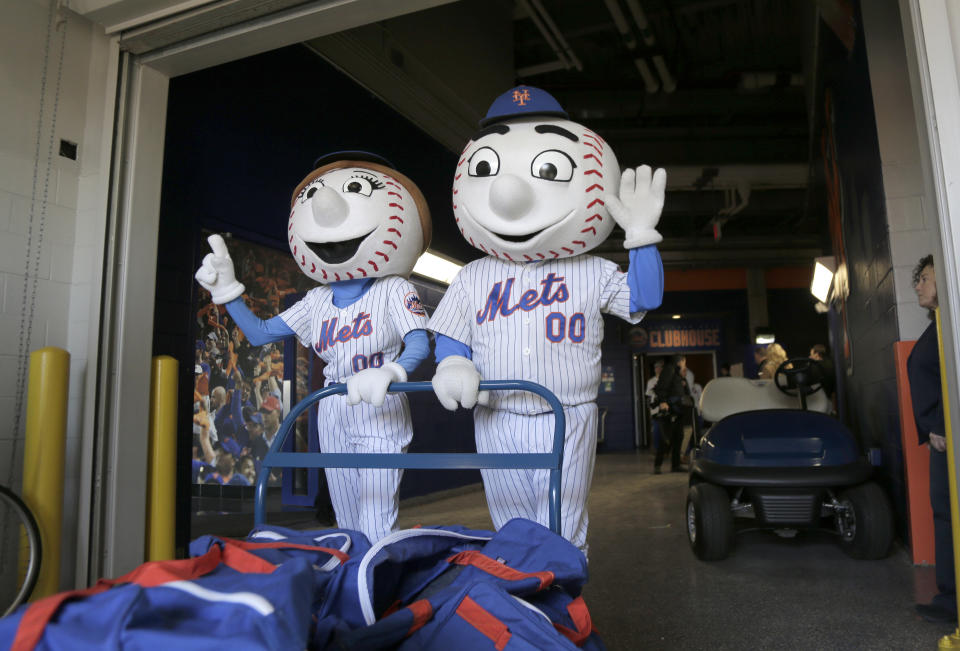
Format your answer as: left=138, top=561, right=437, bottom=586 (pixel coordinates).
left=512, top=88, right=531, bottom=106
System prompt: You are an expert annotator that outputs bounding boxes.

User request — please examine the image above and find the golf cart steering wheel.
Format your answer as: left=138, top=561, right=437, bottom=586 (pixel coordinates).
left=773, top=358, right=824, bottom=403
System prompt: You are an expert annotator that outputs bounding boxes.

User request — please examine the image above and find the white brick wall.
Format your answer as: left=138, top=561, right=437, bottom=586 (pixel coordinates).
left=1, top=0, right=115, bottom=589
left=862, top=1, right=939, bottom=342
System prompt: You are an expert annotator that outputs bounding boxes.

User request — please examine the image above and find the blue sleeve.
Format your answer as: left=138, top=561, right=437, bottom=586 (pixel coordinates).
left=396, top=329, right=430, bottom=374
left=435, top=334, right=472, bottom=363
left=224, top=297, right=295, bottom=346
left=627, top=245, right=664, bottom=313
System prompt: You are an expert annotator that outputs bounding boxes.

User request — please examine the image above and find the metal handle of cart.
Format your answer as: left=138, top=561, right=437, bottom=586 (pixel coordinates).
left=255, top=380, right=566, bottom=534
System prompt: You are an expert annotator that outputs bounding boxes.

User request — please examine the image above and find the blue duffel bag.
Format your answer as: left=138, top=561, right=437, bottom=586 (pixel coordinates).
left=325, top=518, right=603, bottom=650
left=1, top=539, right=318, bottom=651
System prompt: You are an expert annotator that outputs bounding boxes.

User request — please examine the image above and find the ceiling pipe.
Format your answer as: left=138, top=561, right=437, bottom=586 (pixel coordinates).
left=619, top=0, right=677, bottom=93
left=624, top=0, right=656, bottom=47
left=634, top=58, right=659, bottom=93
left=518, top=0, right=570, bottom=69
left=517, top=0, right=583, bottom=76
left=652, top=54, right=676, bottom=93
left=603, top=0, right=637, bottom=50
left=528, top=0, right=583, bottom=71
left=717, top=180, right=752, bottom=217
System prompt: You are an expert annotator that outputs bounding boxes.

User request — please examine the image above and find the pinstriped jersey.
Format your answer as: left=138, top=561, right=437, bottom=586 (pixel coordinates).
left=279, top=275, right=427, bottom=385
left=428, top=254, right=645, bottom=413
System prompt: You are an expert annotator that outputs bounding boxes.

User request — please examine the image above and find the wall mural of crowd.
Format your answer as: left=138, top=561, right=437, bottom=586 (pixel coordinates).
left=191, top=233, right=316, bottom=487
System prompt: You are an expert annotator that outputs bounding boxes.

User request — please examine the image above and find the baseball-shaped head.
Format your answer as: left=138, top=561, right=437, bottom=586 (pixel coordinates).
left=288, top=152, right=431, bottom=282
left=452, top=86, right=619, bottom=261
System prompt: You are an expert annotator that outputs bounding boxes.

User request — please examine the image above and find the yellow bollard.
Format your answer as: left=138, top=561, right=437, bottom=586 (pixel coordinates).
left=936, top=308, right=960, bottom=649
left=22, top=347, right=69, bottom=600
left=146, top=356, right=178, bottom=561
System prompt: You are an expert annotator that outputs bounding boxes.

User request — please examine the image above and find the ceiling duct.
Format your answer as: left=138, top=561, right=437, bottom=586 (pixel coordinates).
left=517, top=0, right=582, bottom=77
left=607, top=0, right=675, bottom=94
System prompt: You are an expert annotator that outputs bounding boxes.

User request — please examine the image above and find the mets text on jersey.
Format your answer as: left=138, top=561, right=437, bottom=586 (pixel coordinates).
left=476, top=273, right=570, bottom=324
left=315, top=312, right=373, bottom=353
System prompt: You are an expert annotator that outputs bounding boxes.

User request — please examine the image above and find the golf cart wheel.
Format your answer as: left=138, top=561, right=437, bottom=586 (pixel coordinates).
left=836, top=481, right=894, bottom=559
left=686, top=483, right=734, bottom=561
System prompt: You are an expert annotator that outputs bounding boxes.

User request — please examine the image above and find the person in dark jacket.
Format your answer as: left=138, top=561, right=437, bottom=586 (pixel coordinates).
left=908, top=255, right=955, bottom=624
left=653, top=355, right=689, bottom=473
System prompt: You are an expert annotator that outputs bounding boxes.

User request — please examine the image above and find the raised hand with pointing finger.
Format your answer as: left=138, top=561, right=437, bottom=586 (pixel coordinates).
left=195, top=234, right=246, bottom=304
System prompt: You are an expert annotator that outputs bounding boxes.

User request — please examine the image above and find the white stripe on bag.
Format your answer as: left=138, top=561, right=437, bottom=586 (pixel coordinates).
left=161, top=580, right=275, bottom=615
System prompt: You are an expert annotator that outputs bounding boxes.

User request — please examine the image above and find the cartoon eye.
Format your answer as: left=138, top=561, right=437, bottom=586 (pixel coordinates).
left=342, top=176, right=375, bottom=196
left=298, top=181, right=323, bottom=204
left=468, top=147, right=500, bottom=177
left=530, top=150, right=575, bottom=182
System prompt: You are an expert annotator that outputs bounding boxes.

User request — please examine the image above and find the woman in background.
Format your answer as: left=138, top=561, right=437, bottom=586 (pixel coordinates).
left=758, top=343, right=788, bottom=379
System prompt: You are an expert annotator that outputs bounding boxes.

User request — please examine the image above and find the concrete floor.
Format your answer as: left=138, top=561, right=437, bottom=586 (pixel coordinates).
left=395, top=450, right=953, bottom=651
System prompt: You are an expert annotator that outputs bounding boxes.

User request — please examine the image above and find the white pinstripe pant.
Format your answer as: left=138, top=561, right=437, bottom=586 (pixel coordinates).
left=474, top=402, right=598, bottom=555
left=317, top=393, right=413, bottom=543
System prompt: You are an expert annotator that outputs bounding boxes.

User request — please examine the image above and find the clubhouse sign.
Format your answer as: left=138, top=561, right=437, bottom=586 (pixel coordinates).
left=628, top=319, right=723, bottom=352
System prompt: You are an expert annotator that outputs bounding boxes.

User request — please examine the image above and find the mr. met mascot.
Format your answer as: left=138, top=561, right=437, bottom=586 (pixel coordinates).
left=196, top=152, right=431, bottom=542
left=428, top=87, right=665, bottom=554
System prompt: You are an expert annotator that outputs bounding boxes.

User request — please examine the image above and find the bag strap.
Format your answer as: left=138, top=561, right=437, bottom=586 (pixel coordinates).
left=455, top=595, right=512, bottom=651
left=11, top=539, right=286, bottom=651
left=553, top=596, right=596, bottom=646
left=446, top=550, right=554, bottom=591
left=404, top=599, right=434, bottom=637
left=218, top=536, right=350, bottom=565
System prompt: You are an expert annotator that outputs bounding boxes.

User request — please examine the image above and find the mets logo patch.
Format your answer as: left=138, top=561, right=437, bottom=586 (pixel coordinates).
left=404, top=291, right=426, bottom=317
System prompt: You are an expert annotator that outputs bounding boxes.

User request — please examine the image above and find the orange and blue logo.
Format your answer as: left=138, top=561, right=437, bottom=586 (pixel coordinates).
left=404, top=292, right=426, bottom=317
left=512, top=88, right=532, bottom=106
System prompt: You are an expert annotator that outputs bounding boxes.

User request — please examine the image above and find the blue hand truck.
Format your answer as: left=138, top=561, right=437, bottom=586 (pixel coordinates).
left=254, top=380, right=566, bottom=535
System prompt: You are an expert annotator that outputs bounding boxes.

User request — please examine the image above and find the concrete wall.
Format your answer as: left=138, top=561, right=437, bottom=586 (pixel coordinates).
left=0, top=1, right=116, bottom=587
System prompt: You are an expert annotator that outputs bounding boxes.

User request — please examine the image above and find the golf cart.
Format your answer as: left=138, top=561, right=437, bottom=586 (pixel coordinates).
left=685, top=358, right=894, bottom=561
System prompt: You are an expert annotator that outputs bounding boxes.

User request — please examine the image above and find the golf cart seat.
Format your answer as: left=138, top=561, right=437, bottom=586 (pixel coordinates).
left=699, top=377, right=831, bottom=423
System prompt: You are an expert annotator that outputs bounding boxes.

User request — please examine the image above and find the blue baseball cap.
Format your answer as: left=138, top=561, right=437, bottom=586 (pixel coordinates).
left=479, top=86, right=569, bottom=127
left=312, top=151, right=395, bottom=171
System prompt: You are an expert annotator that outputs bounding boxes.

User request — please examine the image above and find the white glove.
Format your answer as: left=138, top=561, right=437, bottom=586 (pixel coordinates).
left=431, top=355, right=490, bottom=411
left=195, top=234, right=246, bottom=304
left=345, top=361, right=406, bottom=407
left=603, top=165, right=667, bottom=249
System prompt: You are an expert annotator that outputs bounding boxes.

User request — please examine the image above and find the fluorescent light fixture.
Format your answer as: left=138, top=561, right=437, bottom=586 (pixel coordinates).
left=412, top=250, right=463, bottom=285
left=811, top=255, right=837, bottom=303
left=672, top=314, right=682, bottom=319
left=755, top=327, right=775, bottom=345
